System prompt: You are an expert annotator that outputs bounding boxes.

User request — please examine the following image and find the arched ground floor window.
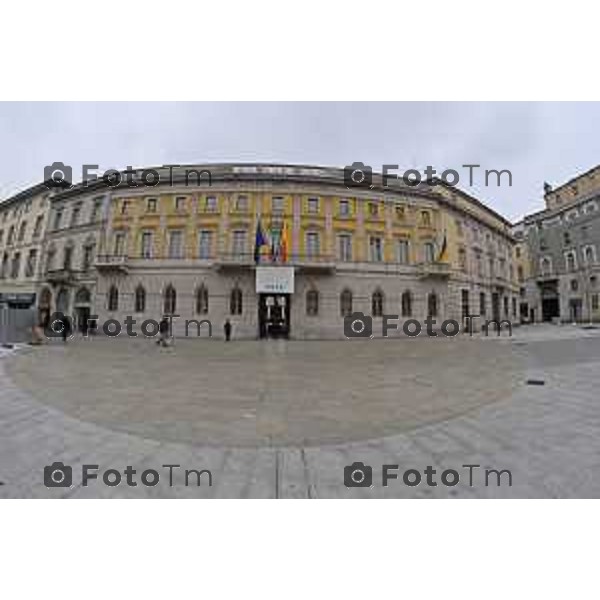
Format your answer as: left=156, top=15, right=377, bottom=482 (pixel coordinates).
left=306, top=289, right=319, bottom=316
left=340, top=289, right=353, bottom=317
left=230, top=286, right=243, bottom=315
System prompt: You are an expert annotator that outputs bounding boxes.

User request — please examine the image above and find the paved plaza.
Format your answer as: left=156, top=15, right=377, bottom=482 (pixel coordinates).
left=1, top=325, right=600, bottom=498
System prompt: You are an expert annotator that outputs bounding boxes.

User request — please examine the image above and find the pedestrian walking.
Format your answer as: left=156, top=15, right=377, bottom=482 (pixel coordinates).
left=157, top=316, right=170, bottom=347
left=224, top=319, right=232, bottom=341
left=61, top=316, right=71, bottom=343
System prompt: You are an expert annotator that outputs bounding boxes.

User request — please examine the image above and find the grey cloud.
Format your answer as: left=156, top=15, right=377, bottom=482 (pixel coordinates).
left=0, top=101, right=599, bottom=222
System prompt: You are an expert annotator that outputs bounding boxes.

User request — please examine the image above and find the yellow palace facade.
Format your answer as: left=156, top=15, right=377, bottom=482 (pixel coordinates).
left=40, top=164, right=519, bottom=339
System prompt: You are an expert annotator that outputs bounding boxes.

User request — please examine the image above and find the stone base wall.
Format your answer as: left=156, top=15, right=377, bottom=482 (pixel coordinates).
left=82, top=268, right=520, bottom=340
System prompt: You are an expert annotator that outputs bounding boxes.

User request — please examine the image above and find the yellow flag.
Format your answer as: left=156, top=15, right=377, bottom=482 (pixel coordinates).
left=280, top=220, right=289, bottom=262
left=437, top=232, right=448, bottom=262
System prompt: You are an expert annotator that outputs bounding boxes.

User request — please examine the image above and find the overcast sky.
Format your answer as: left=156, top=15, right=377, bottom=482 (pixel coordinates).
left=1, top=102, right=598, bottom=222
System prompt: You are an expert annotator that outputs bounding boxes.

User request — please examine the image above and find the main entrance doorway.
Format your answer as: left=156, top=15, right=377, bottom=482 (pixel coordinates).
left=542, top=297, right=560, bottom=321
left=539, top=281, right=560, bottom=322
left=258, top=294, right=291, bottom=339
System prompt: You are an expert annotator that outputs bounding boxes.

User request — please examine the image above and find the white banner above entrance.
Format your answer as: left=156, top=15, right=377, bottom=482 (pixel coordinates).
left=256, top=267, right=295, bottom=294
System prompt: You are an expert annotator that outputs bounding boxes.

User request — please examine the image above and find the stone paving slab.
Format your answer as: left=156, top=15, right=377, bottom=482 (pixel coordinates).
left=1, top=327, right=600, bottom=498
left=2, top=336, right=523, bottom=448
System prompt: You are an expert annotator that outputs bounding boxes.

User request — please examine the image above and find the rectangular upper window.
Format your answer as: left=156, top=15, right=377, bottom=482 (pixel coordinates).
left=198, top=230, right=214, bottom=259
left=339, top=199, right=351, bottom=217
left=168, top=230, right=184, bottom=258
left=70, top=203, right=82, bottom=227
left=53, top=210, right=63, bottom=230
left=396, top=239, right=409, bottom=264
left=33, top=215, right=44, bottom=238
left=113, top=232, right=126, bottom=256
left=235, top=195, right=248, bottom=212
left=307, top=197, right=319, bottom=214
left=369, top=236, right=383, bottom=262
left=458, top=247, right=467, bottom=270
left=91, top=198, right=103, bottom=222
left=338, top=234, right=352, bottom=262
left=232, top=230, right=247, bottom=256
left=25, top=249, right=37, bottom=277
left=204, top=196, right=218, bottom=212
left=424, top=242, right=435, bottom=263
left=18, top=221, right=27, bottom=241
left=141, top=231, right=153, bottom=258
left=306, top=231, right=320, bottom=257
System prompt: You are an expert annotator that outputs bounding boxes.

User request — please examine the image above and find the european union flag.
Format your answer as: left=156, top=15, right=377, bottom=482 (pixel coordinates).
left=254, top=220, right=268, bottom=263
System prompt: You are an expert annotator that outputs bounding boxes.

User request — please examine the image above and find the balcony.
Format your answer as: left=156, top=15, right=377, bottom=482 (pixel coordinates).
left=490, top=274, right=511, bottom=290
left=94, top=255, right=129, bottom=273
left=535, top=271, right=558, bottom=283
left=214, top=252, right=255, bottom=270
left=290, top=253, right=336, bottom=273
left=214, top=252, right=336, bottom=272
left=45, top=268, right=80, bottom=285
left=416, top=262, right=451, bottom=278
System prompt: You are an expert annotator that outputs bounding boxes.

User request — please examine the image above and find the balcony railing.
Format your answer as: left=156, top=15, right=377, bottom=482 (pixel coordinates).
left=287, top=252, right=336, bottom=271
left=214, top=252, right=336, bottom=271
left=214, top=252, right=255, bottom=268
left=45, top=268, right=80, bottom=284
left=86, top=254, right=453, bottom=276
left=94, top=255, right=129, bottom=272
left=416, top=262, right=451, bottom=278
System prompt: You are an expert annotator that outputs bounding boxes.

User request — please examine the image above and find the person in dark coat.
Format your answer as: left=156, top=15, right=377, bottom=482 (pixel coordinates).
left=81, top=315, right=89, bottom=337
left=157, top=316, right=170, bottom=347
left=224, top=319, right=232, bottom=341
left=61, top=316, right=72, bottom=343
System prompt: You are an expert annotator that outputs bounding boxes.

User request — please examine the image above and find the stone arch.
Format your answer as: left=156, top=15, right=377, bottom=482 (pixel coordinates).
left=306, top=287, right=319, bottom=316
left=107, top=285, right=119, bottom=312
left=74, top=287, right=91, bottom=305
left=401, top=290, right=412, bottom=317
left=371, top=288, right=384, bottom=317
left=163, top=284, right=177, bottom=315
left=195, top=283, right=209, bottom=314
left=134, top=284, right=146, bottom=313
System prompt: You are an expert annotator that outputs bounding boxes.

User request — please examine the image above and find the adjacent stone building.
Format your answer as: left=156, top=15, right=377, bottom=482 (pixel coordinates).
left=523, top=166, right=600, bottom=323
left=0, top=184, right=50, bottom=310
left=42, top=188, right=110, bottom=329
